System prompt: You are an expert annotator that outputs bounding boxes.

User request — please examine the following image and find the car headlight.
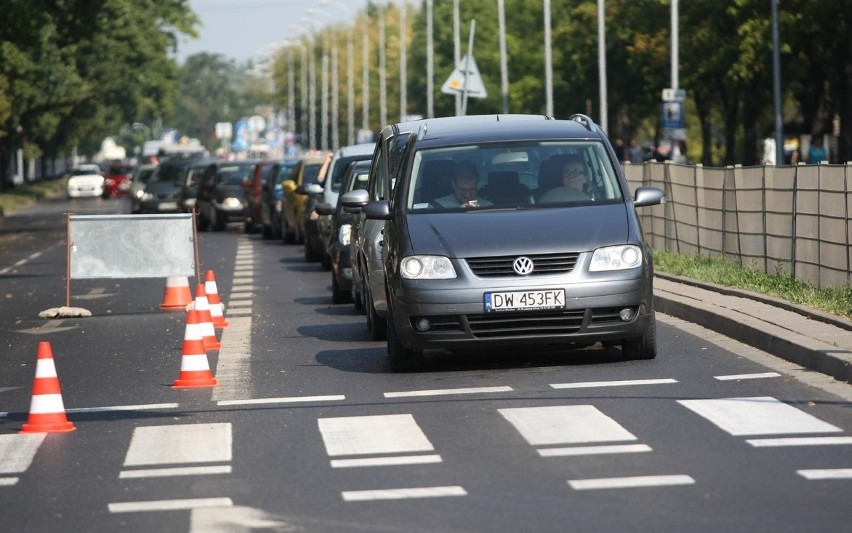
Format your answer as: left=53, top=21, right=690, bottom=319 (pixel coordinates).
left=141, top=192, right=155, bottom=201
left=589, top=245, right=642, bottom=271
left=401, top=256, right=457, bottom=279
left=339, top=224, right=352, bottom=246
left=223, top=197, right=242, bottom=208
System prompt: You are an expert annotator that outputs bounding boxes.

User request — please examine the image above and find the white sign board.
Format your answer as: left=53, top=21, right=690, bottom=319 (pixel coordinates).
left=441, top=54, right=487, bottom=98
left=69, top=214, right=195, bottom=279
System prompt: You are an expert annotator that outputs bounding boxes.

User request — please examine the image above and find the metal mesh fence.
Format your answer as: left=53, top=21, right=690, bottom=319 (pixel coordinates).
left=625, top=162, right=851, bottom=289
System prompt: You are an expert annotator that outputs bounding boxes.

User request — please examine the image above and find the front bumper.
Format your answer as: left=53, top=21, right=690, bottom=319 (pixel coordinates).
left=390, top=278, right=652, bottom=352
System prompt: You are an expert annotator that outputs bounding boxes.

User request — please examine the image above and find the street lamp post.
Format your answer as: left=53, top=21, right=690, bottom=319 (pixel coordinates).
left=498, top=0, right=509, bottom=114
left=379, top=7, right=387, bottom=128
left=544, top=0, right=553, bottom=117
left=399, top=0, right=408, bottom=123
left=426, top=0, right=434, bottom=118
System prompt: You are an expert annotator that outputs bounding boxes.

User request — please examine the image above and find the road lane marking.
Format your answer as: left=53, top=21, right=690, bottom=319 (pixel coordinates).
left=109, top=498, right=233, bottom=513
left=0, top=434, right=46, bottom=475
left=797, top=469, right=852, bottom=480
left=66, top=403, right=178, bottom=413
left=714, top=372, right=781, bottom=381
left=746, top=436, right=852, bottom=447
left=568, top=475, right=695, bottom=490
left=499, top=405, right=637, bottom=446
left=677, top=397, right=842, bottom=436
left=331, top=454, right=443, bottom=468
left=0, top=477, right=19, bottom=486
left=538, top=444, right=653, bottom=457
left=550, top=378, right=677, bottom=389
left=218, top=395, right=345, bottom=406
left=384, top=386, right=512, bottom=398
left=124, top=423, right=232, bottom=466
left=319, top=414, right=434, bottom=456
left=119, top=466, right=232, bottom=479
left=211, top=316, right=253, bottom=402
left=342, top=486, right=467, bottom=501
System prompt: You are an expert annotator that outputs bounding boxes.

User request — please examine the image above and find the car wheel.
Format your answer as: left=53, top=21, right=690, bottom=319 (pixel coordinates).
left=331, top=271, right=351, bottom=304
left=197, top=210, right=210, bottom=231
left=213, top=209, right=227, bottom=231
left=365, top=285, right=387, bottom=341
left=388, top=311, right=423, bottom=372
left=305, top=240, right=321, bottom=262
left=262, top=222, right=272, bottom=239
left=621, top=311, right=657, bottom=360
left=282, top=218, right=295, bottom=244
left=321, top=252, right=332, bottom=271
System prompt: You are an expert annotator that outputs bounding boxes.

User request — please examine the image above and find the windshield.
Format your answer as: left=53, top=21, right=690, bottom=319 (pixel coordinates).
left=331, top=155, right=373, bottom=192
left=218, top=163, right=255, bottom=185
left=405, top=141, right=623, bottom=212
left=303, top=163, right=322, bottom=186
left=273, top=161, right=299, bottom=185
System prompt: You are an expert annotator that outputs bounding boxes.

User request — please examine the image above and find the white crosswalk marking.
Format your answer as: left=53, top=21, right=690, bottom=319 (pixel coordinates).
left=318, top=414, right=434, bottom=456
left=124, top=423, right=232, bottom=466
left=499, top=405, right=637, bottom=446
left=677, top=397, right=843, bottom=436
left=0, top=434, right=46, bottom=478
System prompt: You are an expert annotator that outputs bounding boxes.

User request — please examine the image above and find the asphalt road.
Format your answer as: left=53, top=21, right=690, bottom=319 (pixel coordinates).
left=1, top=196, right=850, bottom=532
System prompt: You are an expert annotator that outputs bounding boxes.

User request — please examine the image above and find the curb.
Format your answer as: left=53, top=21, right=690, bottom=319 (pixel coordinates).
left=654, top=274, right=852, bottom=384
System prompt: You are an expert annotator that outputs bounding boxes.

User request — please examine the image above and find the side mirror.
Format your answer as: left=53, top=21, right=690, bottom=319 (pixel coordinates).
left=282, top=179, right=296, bottom=191
left=633, top=186, right=665, bottom=207
left=341, top=189, right=369, bottom=214
left=305, top=183, right=324, bottom=195
left=364, top=200, right=392, bottom=220
left=314, top=202, right=335, bottom=216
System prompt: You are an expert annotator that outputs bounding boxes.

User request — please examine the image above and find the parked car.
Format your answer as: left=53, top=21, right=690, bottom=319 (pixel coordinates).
left=66, top=164, right=105, bottom=198
left=101, top=162, right=135, bottom=198
left=259, top=159, right=300, bottom=239
left=243, top=159, right=281, bottom=234
left=315, top=160, right=372, bottom=303
left=350, top=113, right=665, bottom=371
left=315, top=143, right=376, bottom=268
left=341, top=128, right=411, bottom=340
left=138, top=157, right=208, bottom=214
left=281, top=155, right=326, bottom=244
left=176, top=158, right=219, bottom=213
left=129, top=164, right=158, bottom=213
left=196, top=160, right=256, bottom=231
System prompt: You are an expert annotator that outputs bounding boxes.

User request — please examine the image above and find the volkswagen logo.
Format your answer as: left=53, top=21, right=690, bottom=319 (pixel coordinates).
left=512, top=256, right=534, bottom=275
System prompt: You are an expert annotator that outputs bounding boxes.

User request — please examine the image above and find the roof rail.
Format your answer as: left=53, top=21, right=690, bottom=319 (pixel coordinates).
left=568, top=113, right=596, bottom=132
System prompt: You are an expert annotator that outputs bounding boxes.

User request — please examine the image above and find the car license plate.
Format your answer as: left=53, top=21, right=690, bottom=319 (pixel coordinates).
left=159, top=202, right=178, bottom=210
left=484, top=289, right=565, bottom=312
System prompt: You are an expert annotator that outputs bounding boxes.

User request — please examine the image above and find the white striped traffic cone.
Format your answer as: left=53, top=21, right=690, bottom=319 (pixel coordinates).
left=205, top=270, right=228, bottom=329
left=21, top=341, right=75, bottom=433
left=160, top=276, right=193, bottom=310
left=173, top=310, right=218, bottom=388
left=193, top=283, right=220, bottom=350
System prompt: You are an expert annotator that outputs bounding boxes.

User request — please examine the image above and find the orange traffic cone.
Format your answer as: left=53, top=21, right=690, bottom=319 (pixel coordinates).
left=193, top=283, right=220, bottom=350
left=161, top=276, right=193, bottom=310
left=173, top=310, right=218, bottom=388
left=21, top=341, right=75, bottom=433
left=205, top=270, right=228, bottom=329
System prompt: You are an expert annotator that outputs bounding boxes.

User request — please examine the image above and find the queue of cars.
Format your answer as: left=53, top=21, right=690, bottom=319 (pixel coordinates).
left=110, top=114, right=665, bottom=372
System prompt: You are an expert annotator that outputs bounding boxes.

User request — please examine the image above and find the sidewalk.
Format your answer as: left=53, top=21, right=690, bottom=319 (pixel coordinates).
left=654, top=274, right=852, bottom=384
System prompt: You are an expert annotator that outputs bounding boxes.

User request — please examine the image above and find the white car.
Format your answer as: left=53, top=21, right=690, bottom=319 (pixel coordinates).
left=66, top=165, right=105, bottom=198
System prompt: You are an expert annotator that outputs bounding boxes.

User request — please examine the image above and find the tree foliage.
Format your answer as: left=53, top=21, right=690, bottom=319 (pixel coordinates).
left=277, top=0, right=851, bottom=166
left=0, top=0, right=197, bottom=186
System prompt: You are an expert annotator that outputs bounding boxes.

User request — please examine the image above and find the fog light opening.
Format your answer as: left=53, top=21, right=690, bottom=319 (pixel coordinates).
left=415, top=318, right=431, bottom=332
left=619, top=308, right=634, bottom=322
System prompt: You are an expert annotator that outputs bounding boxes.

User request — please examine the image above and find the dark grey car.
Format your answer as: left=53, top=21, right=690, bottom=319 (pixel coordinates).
left=357, top=114, right=665, bottom=371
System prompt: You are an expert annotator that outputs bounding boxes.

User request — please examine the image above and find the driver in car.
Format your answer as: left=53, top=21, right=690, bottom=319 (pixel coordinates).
left=434, top=161, right=493, bottom=209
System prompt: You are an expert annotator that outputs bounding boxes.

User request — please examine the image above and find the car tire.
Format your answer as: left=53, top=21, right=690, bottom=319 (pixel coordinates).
left=282, top=218, right=295, bottom=244
left=321, top=252, right=332, bottom=271
left=331, top=272, right=351, bottom=304
left=621, top=311, right=657, bottom=360
left=213, top=209, right=227, bottom=231
left=388, top=311, right=423, bottom=372
left=365, top=285, right=387, bottom=341
left=305, top=239, right=321, bottom=262
left=197, top=210, right=210, bottom=232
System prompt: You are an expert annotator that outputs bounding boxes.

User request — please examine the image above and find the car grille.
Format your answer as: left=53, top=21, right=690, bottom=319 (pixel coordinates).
left=466, top=310, right=585, bottom=338
left=465, top=253, right=579, bottom=277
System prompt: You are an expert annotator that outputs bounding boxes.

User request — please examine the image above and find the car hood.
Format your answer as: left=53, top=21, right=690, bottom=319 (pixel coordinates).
left=217, top=185, right=244, bottom=198
left=403, top=203, right=631, bottom=257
